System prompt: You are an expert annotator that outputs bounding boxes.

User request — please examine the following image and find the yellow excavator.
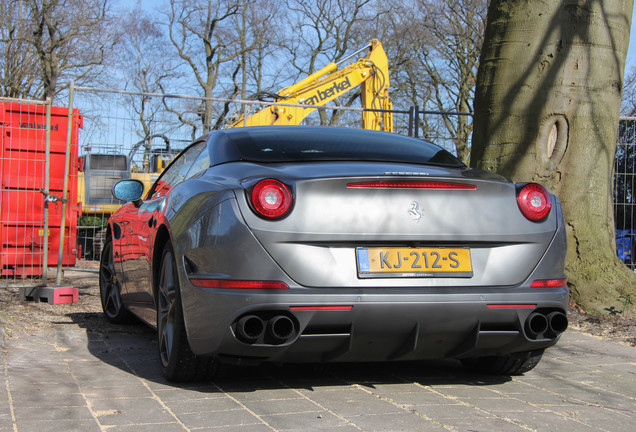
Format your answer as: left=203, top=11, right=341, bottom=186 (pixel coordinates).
left=227, top=39, right=392, bottom=131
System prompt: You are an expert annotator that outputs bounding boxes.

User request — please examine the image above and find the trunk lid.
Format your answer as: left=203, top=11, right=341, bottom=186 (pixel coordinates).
left=234, top=162, right=558, bottom=288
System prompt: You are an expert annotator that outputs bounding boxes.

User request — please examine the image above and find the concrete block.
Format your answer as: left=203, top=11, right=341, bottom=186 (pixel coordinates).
left=20, top=286, right=78, bottom=304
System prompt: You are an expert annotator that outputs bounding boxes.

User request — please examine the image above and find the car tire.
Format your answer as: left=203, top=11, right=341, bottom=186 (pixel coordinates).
left=156, top=242, right=219, bottom=382
left=99, top=236, right=133, bottom=324
left=461, top=349, right=545, bottom=375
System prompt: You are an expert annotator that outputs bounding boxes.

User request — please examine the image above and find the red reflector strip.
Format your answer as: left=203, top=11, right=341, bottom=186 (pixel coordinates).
left=531, top=278, right=568, bottom=288
left=190, top=279, right=289, bottom=290
left=346, top=181, right=476, bottom=190
left=290, top=306, right=353, bottom=311
left=487, top=304, right=536, bottom=309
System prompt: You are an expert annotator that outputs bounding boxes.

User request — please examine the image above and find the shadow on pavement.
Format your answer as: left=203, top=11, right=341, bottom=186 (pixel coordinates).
left=65, top=312, right=512, bottom=393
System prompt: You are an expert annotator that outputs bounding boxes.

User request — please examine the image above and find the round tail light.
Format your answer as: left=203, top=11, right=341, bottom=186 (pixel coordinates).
left=251, top=179, right=293, bottom=219
left=516, top=183, right=552, bottom=222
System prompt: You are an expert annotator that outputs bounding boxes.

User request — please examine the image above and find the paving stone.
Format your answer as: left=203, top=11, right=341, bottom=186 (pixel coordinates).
left=258, top=411, right=351, bottom=431
left=409, top=402, right=489, bottom=420
left=8, top=391, right=87, bottom=408
left=497, top=410, right=608, bottom=432
left=575, top=410, right=636, bottom=431
left=344, top=411, right=447, bottom=432
left=12, top=419, right=102, bottom=432
left=104, top=422, right=187, bottom=432
left=460, top=396, right=549, bottom=413
left=176, top=408, right=264, bottom=429
left=163, top=395, right=244, bottom=416
left=382, top=391, right=460, bottom=407
left=195, top=426, right=278, bottom=432
left=78, top=383, right=154, bottom=399
left=226, top=387, right=306, bottom=403
left=88, top=397, right=177, bottom=426
left=241, top=397, right=324, bottom=416
left=13, top=405, right=93, bottom=421
left=435, top=411, right=532, bottom=432
left=431, top=384, right=504, bottom=399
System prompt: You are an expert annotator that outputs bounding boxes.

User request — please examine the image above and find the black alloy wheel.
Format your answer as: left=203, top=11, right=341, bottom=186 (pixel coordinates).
left=99, top=236, right=132, bottom=324
left=156, top=242, right=218, bottom=382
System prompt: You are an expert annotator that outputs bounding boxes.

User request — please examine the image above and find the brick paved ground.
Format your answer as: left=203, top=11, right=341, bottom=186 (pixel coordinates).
left=1, top=323, right=634, bottom=432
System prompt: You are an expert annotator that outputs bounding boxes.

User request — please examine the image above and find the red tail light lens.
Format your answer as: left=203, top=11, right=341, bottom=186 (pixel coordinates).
left=516, top=183, right=552, bottom=222
left=190, top=279, right=289, bottom=290
left=251, top=179, right=293, bottom=219
left=347, top=181, right=476, bottom=190
left=530, top=278, right=567, bottom=288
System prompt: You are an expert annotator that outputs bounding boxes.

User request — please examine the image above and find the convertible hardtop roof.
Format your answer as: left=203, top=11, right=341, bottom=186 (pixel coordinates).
left=208, top=126, right=463, bottom=167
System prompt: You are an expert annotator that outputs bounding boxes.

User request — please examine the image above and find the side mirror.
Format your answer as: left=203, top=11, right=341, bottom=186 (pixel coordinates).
left=112, top=179, right=145, bottom=207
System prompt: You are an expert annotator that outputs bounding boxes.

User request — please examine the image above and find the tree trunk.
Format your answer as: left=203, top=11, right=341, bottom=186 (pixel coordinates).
left=471, top=0, right=636, bottom=316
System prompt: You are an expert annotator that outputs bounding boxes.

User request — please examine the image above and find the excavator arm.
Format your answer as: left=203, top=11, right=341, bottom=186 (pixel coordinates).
left=228, top=39, right=392, bottom=132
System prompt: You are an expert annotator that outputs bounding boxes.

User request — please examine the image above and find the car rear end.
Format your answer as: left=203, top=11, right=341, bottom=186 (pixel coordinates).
left=179, top=127, right=568, bottom=368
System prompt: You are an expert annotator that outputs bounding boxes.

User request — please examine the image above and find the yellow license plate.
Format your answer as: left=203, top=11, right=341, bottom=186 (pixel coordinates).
left=357, top=247, right=472, bottom=278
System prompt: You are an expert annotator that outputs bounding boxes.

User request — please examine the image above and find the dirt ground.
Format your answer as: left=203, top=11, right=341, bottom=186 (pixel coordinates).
left=1, top=263, right=635, bottom=347
left=0, top=265, right=150, bottom=341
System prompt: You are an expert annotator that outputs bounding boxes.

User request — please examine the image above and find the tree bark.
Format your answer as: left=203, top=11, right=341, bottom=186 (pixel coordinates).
left=472, top=0, right=636, bottom=316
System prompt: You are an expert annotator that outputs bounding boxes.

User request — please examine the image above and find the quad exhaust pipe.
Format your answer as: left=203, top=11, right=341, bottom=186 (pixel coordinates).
left=545, top=311, right=568, bottom=338
left=525, top=311, right=568, bottom=340
left=234, top=314, right=297, bottom=345
left=267, top=315, right=295, bottom=343
left=525, top=313, right=548, bottom=339
left=235, top=315, right=266, bottom=344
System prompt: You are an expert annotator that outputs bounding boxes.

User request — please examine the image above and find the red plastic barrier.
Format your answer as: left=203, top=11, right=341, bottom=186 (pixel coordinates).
left=0, top=102, right=82, bottom=277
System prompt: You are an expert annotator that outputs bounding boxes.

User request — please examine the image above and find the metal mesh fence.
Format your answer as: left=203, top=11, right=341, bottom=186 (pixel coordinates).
left=0, top=98, right=50, bottom=286
left=615, top=117, right=636, bottom=271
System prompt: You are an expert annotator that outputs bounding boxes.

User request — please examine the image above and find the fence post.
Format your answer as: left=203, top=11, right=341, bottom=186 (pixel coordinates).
left=413, top=105, right=420, bottom=138
left=42, top=99, right=52, bottom=284
left=56, top=82, right=75, bottom=286
left=407, top=106, right=420, bottom=138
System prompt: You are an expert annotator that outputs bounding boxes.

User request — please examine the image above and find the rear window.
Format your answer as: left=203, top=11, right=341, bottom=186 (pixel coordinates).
left=88, top=154, right=128, bottom=170
left=226, top=127, right=463, bottom=167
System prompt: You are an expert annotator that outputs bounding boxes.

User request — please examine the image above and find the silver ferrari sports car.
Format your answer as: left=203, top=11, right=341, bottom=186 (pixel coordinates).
left=100, top=126, right=568, bottom=382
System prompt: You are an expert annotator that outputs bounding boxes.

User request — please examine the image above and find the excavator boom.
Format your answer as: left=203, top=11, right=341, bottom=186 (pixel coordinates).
left=228, top=39, right=392, bottom=132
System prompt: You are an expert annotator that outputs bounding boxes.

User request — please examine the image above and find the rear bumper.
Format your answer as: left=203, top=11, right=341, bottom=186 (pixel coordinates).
left=183, top=286, right=569, bottom=363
